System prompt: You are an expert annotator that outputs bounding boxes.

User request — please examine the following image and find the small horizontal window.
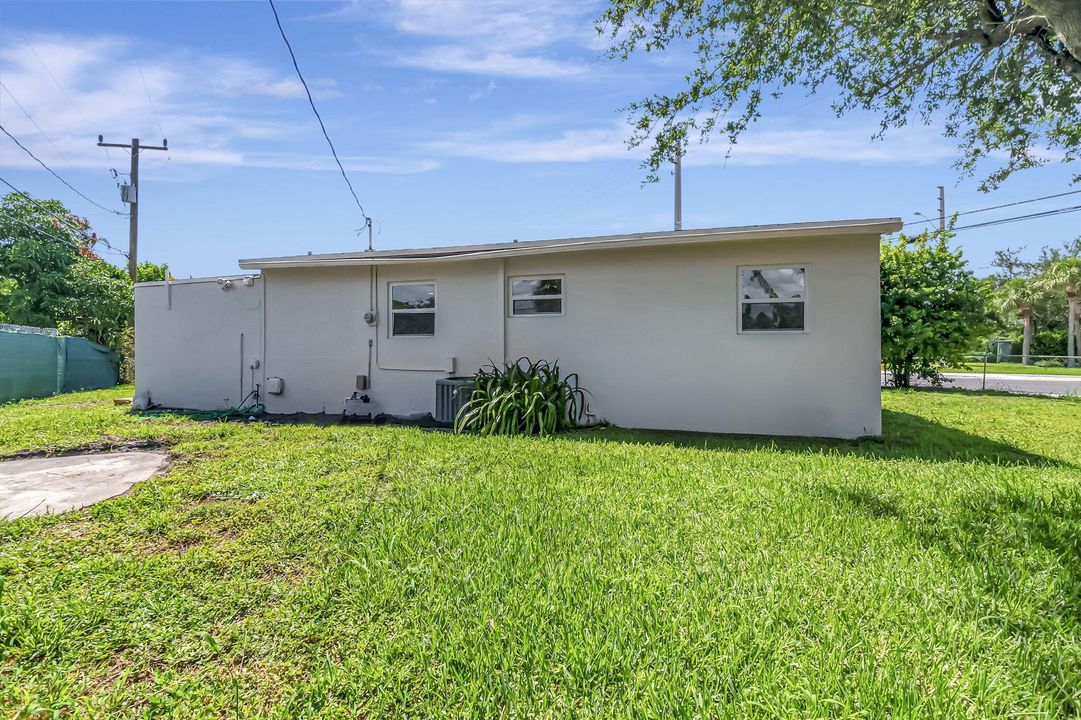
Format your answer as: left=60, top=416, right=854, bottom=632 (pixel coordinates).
left=390, top=282, right=435, bottom=336
left=739, top=267, right=806, bottom=332
left=510, top=276, right=563, bottom=316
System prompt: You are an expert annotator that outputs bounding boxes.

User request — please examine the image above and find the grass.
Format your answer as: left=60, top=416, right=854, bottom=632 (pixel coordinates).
left=943, top=360, right=1081, bottom=376
left=1, top=386, right=1080, bottom=717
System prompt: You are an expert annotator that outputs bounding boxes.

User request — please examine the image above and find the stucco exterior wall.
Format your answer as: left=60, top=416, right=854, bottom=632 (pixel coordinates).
left=503, top=235, right=881, bottom=437
left=135, top=277, right=263, bottom=410
left=135, top=232, right=881, bottom=437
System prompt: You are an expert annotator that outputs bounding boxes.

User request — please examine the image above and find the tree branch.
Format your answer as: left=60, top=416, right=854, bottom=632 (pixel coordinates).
left=932, top=6, right=1048, bottom=51
left=929, top=3, right=1081, bottom=82
left=1023, top=27, right=1081, bottom=81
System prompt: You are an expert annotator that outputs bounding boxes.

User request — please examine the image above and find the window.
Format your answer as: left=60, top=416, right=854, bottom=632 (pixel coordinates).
left=739, top=267, right=806, bottom=332
left=510, top=276, right=563, bottom=316
left=390, top=282, right=436, bottom=336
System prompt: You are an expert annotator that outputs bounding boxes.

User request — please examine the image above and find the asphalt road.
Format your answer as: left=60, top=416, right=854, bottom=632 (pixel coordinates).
left=885, top=371, right=1081, bottom=397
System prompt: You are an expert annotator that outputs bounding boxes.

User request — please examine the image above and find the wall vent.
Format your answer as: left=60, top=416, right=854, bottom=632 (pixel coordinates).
left=435, top=377, right=474, bottom=425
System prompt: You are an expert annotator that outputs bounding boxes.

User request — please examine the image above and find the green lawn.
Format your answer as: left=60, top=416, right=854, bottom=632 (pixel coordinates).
left=943, top=360, right=1081, bottom=376
left=1, top=387, right=1080, bottom=718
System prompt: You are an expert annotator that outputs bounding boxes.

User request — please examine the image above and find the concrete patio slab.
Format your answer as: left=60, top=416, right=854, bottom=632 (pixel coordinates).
left=0, top=451, right=168, bottom=519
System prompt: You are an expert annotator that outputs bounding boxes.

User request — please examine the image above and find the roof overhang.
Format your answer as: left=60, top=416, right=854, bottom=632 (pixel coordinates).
left=238, top=217, right=903, bottom=270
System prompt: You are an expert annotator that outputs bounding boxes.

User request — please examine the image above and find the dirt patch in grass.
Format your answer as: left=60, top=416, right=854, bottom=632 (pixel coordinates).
left=3, top=438, right=170, bottom=461
left=135, top=527, right=241, bottom=557
left=193, top=490, right=263, bottom=505
left=45, top=401, right=105, bottom=408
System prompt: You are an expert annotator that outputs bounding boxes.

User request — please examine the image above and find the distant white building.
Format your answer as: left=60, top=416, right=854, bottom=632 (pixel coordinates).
left=135, top=217, right=900, bottom=438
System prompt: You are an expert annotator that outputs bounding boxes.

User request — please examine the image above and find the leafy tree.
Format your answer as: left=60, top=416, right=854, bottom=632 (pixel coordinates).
left=989, top=237, right=1081, bottom=353
left=0, top=191, right=165, bottom=357
left=600, top=1, right=1081, bottom=189
left=58, top=256, right=134, bottom=350
left=881, top=231, right=994, bottom=387
left=994, top=278, right=1039, bottom=363
left=0, top=277, right=14, bottom=323
left=137, top=261, right=169, bottom=283
left=1035, top=256, right=1081, bottom=365
left=0, top=194, right=85, bottom=328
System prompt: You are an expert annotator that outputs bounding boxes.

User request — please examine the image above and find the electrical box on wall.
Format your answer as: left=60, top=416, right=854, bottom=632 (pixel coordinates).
left=265, top=377, right=284, bottom=395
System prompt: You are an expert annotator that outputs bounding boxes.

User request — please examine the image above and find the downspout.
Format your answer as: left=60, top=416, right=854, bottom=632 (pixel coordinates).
left=500, top=258, right=507, bottom=365
left=239, top=332, right=245, bottom=402
left=260, top=274, right=268, bottom=404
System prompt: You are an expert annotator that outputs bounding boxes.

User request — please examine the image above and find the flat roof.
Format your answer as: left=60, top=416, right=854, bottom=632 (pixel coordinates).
left=238, top=217, right=902, bottom=270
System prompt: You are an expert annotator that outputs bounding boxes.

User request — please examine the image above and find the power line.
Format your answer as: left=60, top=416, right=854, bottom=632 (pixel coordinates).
left=129, top=37, right=166, bottom=137
left=267, top=0, right=369, bottom=223
left=951, top=204, right=1081, bottom=232
left=0, top=175, right=128, bottom=259
left=0, top=124, right=128, bottom=216
left=21, top=35, right=88, bottom=123
left=0, top=81, right=98, bottom=184
left=904, top=188, right=1081, bottom=228
left=1, top=178, right=90, bottom=248
left=2, top=210, right=128, bottom=260
left=1, top=175, right=86, bottom=230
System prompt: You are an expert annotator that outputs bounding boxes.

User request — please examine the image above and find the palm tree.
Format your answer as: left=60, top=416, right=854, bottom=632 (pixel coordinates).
left=995, top=278, right=1037, bottom=365
left=1038, top=257, right=1081, bottom=367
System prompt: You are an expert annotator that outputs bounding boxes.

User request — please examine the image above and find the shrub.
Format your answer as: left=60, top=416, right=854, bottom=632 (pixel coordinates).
left=1004, top=330, right=1070, bottom=359
left=881, top=232, right=993, bottom=387
left=454, top=358, right=588, bottom=436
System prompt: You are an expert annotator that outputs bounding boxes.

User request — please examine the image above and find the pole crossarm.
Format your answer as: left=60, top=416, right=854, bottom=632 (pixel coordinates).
left=95, top=135, right=169, bottom=280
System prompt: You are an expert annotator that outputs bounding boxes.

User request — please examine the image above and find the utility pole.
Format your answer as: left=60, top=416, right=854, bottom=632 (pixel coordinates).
left=97, top=136, right=168, bottom=281
left=937, top=185, right=946, bottom=231
left=673, top=154, right=682, bottom=231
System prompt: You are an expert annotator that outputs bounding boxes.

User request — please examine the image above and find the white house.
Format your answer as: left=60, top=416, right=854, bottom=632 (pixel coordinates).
left=134, top=217, right=901, bottom=438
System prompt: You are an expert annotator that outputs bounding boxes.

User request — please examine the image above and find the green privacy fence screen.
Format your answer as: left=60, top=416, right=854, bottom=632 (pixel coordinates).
left=0, top=324, right=119, bottom=404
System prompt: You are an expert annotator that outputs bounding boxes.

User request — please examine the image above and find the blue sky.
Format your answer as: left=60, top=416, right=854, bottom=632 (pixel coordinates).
left=1, top=0, right=1078, bottom=278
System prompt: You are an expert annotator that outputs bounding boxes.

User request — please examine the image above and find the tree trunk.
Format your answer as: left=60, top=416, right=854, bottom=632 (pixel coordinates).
left=900, top=355, right=914, bottom=388
left=1024, top=0, right=1081, bottom=64
left=1022, top=312, right=1032, bottom=365
left=1069, top=297, right=1078, bottom=368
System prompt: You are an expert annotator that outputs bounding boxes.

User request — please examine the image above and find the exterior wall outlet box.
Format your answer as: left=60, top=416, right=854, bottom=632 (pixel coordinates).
left=356, top=374, right=369, bottom=390
left=265, top=377, right=284, bottom=394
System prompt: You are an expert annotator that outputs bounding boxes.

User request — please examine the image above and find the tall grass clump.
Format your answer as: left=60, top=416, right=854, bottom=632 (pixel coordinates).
left=454, top=358, right=588, bottom=436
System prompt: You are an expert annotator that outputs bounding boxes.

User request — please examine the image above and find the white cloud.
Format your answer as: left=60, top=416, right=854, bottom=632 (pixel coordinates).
left=209, top=59, right=341, bottom=100
left=424, top=123, right=629, bottom=162
left=422, top=118, right=956, bottom=166
left=378, top=0, right=601, bottom=78
left=468, top=80, right=498, bottom=102
left=0, top=31, right=433, bottom=175
left=400, top=47, right=588, bottom=79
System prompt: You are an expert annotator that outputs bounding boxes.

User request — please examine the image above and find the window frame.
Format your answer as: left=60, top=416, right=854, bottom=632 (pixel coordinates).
left=388, top=280, right=437, bottom=338
left=507, top=274, right=565, bottom=318
left=736, top=264, right=810, bottom=334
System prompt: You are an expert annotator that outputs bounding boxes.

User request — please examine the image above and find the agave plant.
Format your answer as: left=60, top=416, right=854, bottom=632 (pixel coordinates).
left=454, top=358, right=588, bottom=436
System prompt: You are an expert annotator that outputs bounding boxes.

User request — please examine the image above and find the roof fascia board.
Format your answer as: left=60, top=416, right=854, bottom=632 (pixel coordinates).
left=238, top=219, right=902, bottom=270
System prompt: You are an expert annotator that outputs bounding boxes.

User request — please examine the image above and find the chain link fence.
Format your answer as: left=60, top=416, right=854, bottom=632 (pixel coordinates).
left=882, top=351, right=1081, bottom=396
